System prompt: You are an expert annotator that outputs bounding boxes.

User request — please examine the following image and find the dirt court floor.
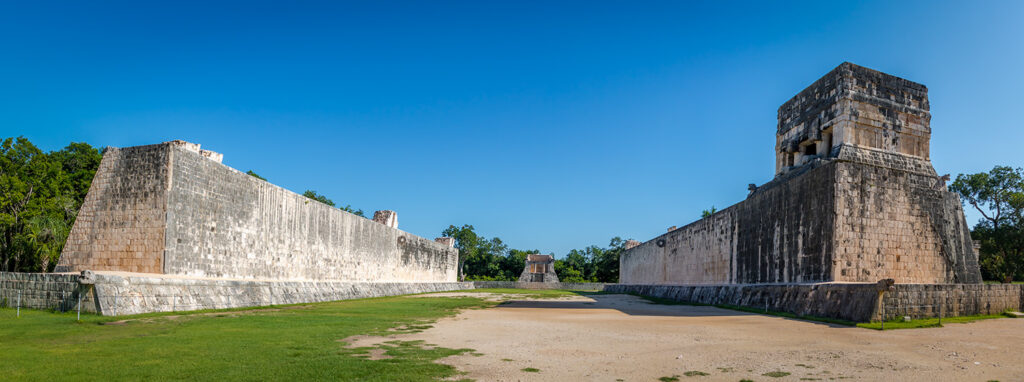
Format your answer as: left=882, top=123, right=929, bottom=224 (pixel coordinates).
left=356, top=293, right=1024, bottom=382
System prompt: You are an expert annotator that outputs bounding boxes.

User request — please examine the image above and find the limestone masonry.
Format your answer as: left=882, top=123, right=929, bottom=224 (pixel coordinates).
left=518, top=254, right=559, bottom=283
left=621, top=62, right=982, bottom=285
left=55, top=140, right=458, bottom=282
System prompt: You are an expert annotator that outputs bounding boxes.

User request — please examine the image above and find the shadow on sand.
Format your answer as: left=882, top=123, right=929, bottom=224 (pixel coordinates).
left=494, top=293, right=852, bottom=328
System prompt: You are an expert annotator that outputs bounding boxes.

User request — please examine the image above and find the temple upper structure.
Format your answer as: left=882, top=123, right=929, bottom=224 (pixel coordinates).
left=775, top=62, right=931, bottom=175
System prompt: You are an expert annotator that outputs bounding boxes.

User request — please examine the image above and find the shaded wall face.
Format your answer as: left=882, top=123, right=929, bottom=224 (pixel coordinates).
left=620, top=164, right=837, bottom=284
left=162, top=145, right=457, bottom=281
left=732, top=165, right=836, bottom=283
left=56, top=145, right=169, bottom=274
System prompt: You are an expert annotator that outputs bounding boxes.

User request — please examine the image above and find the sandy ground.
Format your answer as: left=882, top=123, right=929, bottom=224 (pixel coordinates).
left=354, top=293, right=1024, bottom=382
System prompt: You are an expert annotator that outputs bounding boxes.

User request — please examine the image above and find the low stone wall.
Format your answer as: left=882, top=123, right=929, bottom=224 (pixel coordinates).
left=882, top=284, right=1024, bottom=320
left=0, top=272, right=92, bottom=312
left=2, top=271, right=473, bottom=316
left=472, top=281, right=607, bottom=291
left=91, top=273, right=473, bottom=316
left=607, top=283, right=881, bottom=322
left=608, top=283, right=1024, bottom=322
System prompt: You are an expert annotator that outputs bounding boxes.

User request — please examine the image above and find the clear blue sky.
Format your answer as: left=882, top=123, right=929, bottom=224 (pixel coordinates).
left=2, top=1, right=1021, bottom=256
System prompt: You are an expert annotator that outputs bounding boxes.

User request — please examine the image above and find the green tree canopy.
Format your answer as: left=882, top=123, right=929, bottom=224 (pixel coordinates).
left=1, top=137, right=102, bottom=272
left=555, top=237, right=626, bottom=283
left=441, top=224, right=540, bottom=281
left=950, top=166, right=1024, bottom=282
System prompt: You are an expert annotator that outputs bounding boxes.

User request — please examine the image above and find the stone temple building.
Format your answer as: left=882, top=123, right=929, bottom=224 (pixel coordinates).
left=518, top=254, right=559, bottom=283
left=621, top=62, right=982, bottom=285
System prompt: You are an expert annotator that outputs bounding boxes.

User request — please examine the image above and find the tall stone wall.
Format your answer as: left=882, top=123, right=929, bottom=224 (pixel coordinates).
left=162, top=144, right=456, bottom=281
left=621, top=162, right=836, bottom=284
left=56, top=141, right=458, bottom=283
left=56, top=144, right=170, bottom=274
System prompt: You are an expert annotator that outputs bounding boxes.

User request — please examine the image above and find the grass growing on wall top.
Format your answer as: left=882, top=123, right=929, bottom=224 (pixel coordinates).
left=0, top=295, right=498, bottom=381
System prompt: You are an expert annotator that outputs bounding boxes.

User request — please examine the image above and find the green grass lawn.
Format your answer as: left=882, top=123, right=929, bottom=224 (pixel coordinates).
left=856, top=311, right=1018, bottom=330
left=0, top=294, right=506, bottom=381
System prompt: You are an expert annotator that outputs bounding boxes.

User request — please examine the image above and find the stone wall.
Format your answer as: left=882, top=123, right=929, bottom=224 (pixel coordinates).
left=882, top=284, right=1023, bottom=320
left=2, top=271, right=473, bottom=316
left=91, top=273, right=472, bottom=316
left=56, top=144, right=170, bottom=274
left=607, top=283, right=881, bottom=322
left=621, top=162, right=837, bottom=284
left=56, top=141, right=458, bottom=283
left=608, top=283, right=1024, bottom=323
left=832, top=152, right=981, bottom=283
left=0, top=272, right=95, bottom=313
left=162, top=143, right=456, bottom=281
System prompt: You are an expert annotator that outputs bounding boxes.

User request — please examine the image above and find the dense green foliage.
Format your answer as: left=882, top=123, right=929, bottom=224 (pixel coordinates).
left=951, top=166, right=1024, bottom=282
left=701, top=205, right=718, bottom=218
left=555, top=238, right=625, bottom=282
left=0, top=294, right=504, bottom=381
left=0, top=137, right=102, bottom=272
left=442, top=224, right=625, bottom=282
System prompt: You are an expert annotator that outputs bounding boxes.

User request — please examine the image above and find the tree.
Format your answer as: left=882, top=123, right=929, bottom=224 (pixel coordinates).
left=441, top=224, right=537, bottom=281
left=557, top=237, right=627, bottom=283
left=950, top=166, right=1024, bottom=282
left=0, top=137, right=102, bottom=272
left=245, top=170, right=267, bottom=181
left=592, top=237, right=625, bottom=282
left=554, top=260, right=586, bottom=282
left=701, top=206, right=718, bottom=218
